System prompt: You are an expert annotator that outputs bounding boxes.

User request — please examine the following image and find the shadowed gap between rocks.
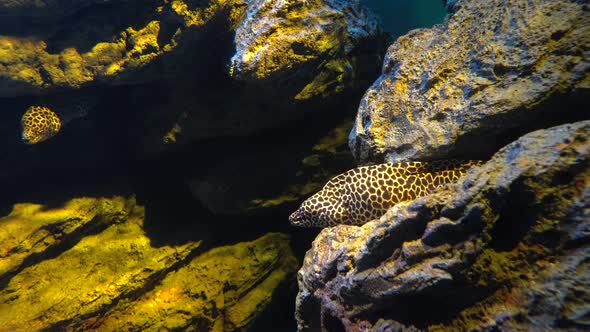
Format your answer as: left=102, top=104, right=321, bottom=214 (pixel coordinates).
left=488, top=179, right=543, bottom=251
left=448, top=89, right=590, bottom=162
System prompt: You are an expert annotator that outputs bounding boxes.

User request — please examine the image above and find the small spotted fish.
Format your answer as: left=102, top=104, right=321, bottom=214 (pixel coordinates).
left=289, top=160, right=483, bottom=227
left=21, top=106, right=62, bottom=144
left=20, top=91, right=95, bottom=145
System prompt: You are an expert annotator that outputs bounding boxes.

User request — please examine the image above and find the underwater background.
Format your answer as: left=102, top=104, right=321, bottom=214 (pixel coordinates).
left=0, top=0, right=588, bottom=331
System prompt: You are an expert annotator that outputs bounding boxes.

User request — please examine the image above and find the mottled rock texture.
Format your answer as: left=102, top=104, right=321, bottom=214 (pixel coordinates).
left=0, top=0, right=247, bottom=97
left=138, top=0, right=386, bottom=153
left=230, top=0, right=382, bottom=100
left=350, top=0, right=589, bottom=164
left=296, top=120, right=590, bottom=331
left=0, top=0, right=384, bottom=98
left=0, top=196, right=297, bottom=331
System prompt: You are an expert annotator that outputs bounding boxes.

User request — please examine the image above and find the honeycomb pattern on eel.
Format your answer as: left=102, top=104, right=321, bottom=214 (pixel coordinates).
left=21, top=106, right=62, bottom=144
left=289, top=160, right=484, bottom=227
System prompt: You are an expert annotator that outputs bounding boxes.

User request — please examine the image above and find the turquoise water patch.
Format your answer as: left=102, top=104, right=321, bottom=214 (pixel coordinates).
left=363, top=0, right=447, bottom=37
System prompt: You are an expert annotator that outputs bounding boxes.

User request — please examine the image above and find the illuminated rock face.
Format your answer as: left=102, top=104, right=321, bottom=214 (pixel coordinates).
left=0, top=197, right=298, bottom=331
left=349, top=0, right=589, bottom=164
left=296, top=120, right=590, bottom=331
left=230, top=0, right=384, bottom=100
left=0, top=0, right=248, bottom=97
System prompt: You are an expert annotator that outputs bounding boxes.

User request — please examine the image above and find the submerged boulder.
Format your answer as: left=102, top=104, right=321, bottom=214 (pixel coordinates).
left=0, top=0, right=386, bottom=220
left=0, top=196, right=298, bottom=331
left=296, top=120, right=590, bottom=331
left=230, top=0, right=383, bottom=100
left=349, top=0, right=589, bottom=163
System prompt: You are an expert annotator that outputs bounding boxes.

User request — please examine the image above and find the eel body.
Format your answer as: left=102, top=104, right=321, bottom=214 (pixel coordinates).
left=289, top=160, right=483, bottom=227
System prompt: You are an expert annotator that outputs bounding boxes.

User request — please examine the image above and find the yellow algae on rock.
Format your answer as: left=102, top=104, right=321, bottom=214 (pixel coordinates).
left=0, top=196, right=132, bottom=276
left=0, top=196, right=201, bottom=330
left=230, top=0, right=385, bottom=100
left=125, top=21, right=162, bottom=68
left=74, top=233, right=297, bottom=331
left=0, top=195, right=296, bottom=331
left=350, top=0, right=590, bottom=163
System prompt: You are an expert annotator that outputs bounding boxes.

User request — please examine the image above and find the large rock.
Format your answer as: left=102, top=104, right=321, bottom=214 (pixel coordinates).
left=349, top=0, right=589, bottom=163
left=0, top=196, right=298, bottom=331
left=296, top=120, right=590, bottom=331
left=230, top=0, right=383, bottom=100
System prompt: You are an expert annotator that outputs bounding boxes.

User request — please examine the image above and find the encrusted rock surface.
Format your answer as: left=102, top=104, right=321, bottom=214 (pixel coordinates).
left=0, top=0, right=384, bottom=98
left=349, top=0, right=589, bottom=164
left=138, top=0, right=386, bottom=155
left=230, top=0, right=383, bottom=100
left=296, top=120, right=590, bottom=331
left=0, top=0, right=247, bottom=97
left=0, top=196, right=297, bottom=331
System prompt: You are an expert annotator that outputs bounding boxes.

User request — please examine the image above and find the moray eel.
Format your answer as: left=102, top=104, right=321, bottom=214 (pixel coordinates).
left=21, top=106, right=62, bottom=144
left=20, top=92, right=95, bottom=144
left=289, top=160, right=483, bottom=227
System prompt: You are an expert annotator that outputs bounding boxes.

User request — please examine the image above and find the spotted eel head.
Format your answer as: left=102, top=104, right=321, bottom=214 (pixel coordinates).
left=21, top=106, right=62, bottom=144
left=289, top=190, right=349, bottom=227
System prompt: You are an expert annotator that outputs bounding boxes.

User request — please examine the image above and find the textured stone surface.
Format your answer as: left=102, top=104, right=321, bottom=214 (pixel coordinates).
left=0, top=0, right=247, bottom=97
left=0, top=196, right=297, bottom=331
left=137, top=0, right=386, bottom=155
left=349, top=0, right=589, bottom=164
left=296, top=120, right=590, bottom=331
left=230, top=0, right=383, bottom=100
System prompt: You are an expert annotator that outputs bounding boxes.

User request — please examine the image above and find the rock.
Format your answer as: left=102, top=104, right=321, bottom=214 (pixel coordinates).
left=0, top=0, right=386, bottom=201
left=137, top=0, right=387, bottom=156
left=0, top=196, right=298, bottom=331
left=295, top=120, right=590, bottom=331
left=0, top=0, right=248, bottom=97
left=230, top=0, right=384, bottom=100
left=349, top=0, right=590, bottom=164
